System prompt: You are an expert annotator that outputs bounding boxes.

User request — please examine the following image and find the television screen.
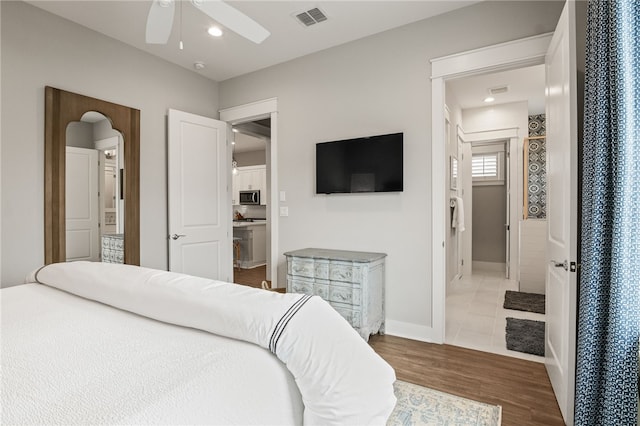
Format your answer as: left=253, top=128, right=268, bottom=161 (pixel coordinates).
left=316, top=132, right=403, bottom=194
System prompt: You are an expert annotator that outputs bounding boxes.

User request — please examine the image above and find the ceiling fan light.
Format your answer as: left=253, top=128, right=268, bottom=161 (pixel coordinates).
left=208, top=26, right=223, bottom=37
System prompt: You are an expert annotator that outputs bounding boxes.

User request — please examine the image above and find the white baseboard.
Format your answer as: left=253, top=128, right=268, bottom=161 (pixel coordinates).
left=238, top=261, right=266, bottom=269
left=384, top=320, right=437, bottom=343
left=472, top=261, right=506, bottom=272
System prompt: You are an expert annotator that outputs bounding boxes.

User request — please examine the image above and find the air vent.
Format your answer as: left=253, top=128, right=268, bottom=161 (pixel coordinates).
left=294, top=8, right=328, bottom=27
left=489, top=85, right=509, bottom=95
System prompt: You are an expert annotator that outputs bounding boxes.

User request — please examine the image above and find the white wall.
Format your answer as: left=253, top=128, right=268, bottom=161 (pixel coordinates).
left=1, top=1, right=219, bottom=285
left=219, top=1, right=563, bottom=339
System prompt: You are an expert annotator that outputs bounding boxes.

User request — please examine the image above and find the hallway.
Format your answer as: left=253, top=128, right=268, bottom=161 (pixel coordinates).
left=446, top=267, right=545, bottom=362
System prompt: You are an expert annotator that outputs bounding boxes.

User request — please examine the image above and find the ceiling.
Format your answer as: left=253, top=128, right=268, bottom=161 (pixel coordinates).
left=233, top=132, right=265, bottom=154
left=232, top=117, right=270, bottom=153
left=27, top=0, right=478, bottom=82
left=447, top=64, right=546, bottom=114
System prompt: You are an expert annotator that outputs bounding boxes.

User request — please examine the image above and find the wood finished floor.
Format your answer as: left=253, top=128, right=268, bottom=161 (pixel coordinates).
left=233, top=267, right=563, bottom=425
left=233, top=264, right=266, bottom=288
left=369, top=335, right=564, bottom=426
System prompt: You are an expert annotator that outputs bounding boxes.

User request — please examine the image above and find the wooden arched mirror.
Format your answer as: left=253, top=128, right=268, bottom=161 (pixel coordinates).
left=44, top=86, right=140, bottom=265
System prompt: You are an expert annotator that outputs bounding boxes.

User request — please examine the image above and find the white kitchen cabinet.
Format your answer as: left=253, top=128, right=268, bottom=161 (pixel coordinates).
left=232, top=165, right=267, bottom=205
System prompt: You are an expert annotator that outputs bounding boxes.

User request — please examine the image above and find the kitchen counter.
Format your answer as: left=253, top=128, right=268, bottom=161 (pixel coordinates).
left=233, top=221, right=267, bottom=268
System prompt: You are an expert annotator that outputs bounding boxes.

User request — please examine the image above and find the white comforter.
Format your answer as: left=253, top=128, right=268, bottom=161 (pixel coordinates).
left=2, top=262, right=396, bottom=425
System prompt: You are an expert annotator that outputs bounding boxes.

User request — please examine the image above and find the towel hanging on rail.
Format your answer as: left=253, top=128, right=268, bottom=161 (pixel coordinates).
left=451, top=197, right=465, bottom=232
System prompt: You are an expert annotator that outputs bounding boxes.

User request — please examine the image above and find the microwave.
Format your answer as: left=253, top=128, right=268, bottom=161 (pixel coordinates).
left=239, top=190, right=260, bottom=205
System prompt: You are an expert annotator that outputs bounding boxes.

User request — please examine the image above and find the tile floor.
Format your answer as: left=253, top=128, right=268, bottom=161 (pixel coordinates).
left=445, top=267, right=546, bottom=363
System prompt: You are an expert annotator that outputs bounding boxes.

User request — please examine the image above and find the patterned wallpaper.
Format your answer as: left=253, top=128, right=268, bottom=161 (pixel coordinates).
left=527, top=114, right=546, bottom=219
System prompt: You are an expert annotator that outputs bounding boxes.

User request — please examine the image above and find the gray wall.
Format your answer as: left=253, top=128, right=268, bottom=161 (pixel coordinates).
left=472, top=185, right=507, bottom=263
left=66, top=122, right=94, bottom=149
left=235, top=150, right=266, bottom=167
left=219, top=1, right=564, bottom=335
left=1, top=1, right=219, bottom=285
left=93, top=119, right=121, bottom=141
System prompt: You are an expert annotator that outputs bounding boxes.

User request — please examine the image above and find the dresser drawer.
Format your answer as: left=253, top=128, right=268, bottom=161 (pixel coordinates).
left=331, top=304, right=361, bottom=328
left=329, top=284, right=361, bottom=306
left=329, top=263, right=362, bottom=283
left=314, top=283, right=329, bottom=299
left=288, top=258, right=315, bottom=278
left=287, top=277, right=313, bottom=295
left=314, top=261, right=329, bottom=279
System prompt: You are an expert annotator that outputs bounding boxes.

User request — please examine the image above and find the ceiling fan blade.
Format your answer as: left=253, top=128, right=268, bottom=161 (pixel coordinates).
left=193, top=0, right=270, bottom=44
left=146, top=0, right=175, bottom=44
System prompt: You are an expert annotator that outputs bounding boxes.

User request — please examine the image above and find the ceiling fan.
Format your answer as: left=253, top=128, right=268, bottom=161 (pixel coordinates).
left=146, top=0, right=270, bottom=46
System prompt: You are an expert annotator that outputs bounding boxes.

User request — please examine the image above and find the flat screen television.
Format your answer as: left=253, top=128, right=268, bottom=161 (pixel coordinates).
left=316, top=132, right=403, bottom=194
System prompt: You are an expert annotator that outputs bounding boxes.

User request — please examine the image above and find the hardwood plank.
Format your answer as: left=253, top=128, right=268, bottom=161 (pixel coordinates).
left=233, top=265, right=266, bottom=288
left=369, top=335, right=564, bottom=426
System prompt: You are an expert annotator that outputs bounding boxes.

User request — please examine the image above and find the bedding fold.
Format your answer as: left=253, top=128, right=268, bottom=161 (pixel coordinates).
left=28, top=262, right=396, bottom=425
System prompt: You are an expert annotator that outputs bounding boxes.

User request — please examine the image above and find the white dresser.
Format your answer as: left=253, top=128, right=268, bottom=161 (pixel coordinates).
left=101, top=234, right=124, bottom=264
left=284, top=248, right=386, bottom=341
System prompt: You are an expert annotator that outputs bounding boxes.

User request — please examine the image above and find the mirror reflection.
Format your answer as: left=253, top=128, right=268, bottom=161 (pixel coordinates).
left=65, top=112, right=124, bottom=263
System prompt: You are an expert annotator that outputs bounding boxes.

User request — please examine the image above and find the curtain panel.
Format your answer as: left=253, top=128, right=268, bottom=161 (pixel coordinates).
left=576, top=0, right=640, bottom=425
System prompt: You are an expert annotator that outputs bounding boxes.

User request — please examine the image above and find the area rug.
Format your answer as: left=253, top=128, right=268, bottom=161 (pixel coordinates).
left=387, top=380, right=502, bottom=426
left=503, top=290, right=545, bottom=314
left=505, top=317, right=545, bottom=356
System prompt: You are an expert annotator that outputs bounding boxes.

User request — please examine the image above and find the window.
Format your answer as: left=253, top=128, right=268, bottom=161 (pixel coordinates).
left=471, top=144, right=505, bottom=185
left=472, top=153, right=499, bottom=178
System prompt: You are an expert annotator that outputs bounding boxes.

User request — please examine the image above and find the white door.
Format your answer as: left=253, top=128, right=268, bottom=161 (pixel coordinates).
left=168, top=109, right=232, bottom=282
left=66, top=146, right=100, bottom=262
left=544, top=2, right=578, bottom=424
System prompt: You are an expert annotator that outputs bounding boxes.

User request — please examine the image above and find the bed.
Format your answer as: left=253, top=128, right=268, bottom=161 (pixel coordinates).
left=1, top=262, right=396, bottom=425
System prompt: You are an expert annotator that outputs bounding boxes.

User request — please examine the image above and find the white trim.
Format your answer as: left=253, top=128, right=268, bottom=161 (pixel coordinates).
left=431, top=77, right=446, bottom=344
left=464, top=128, right=519, bottom=142
left=219, top=98, right=277, bottom=122
left=385, top=320, right=435, bottom=343
left=431, top=34, right=551, bottom=344
left=431, top=33, right=553, bottom=79
left=220, top=99, right=279, bottom=287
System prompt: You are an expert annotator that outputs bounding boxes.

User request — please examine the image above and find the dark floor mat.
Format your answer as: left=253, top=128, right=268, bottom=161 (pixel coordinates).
left=503, top=290, right=545, bottom=314
left=506, top=317, right=545, bottom=356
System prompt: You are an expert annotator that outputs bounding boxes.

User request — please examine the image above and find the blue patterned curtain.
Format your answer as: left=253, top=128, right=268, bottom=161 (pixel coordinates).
left=576, top=0, right=640, bottom=425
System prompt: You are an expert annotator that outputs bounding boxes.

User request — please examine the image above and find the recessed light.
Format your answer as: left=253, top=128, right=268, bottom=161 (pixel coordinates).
left=208, top=26, right=223, bottom=37
left=232, top=128, right=239, bottom=132
left=484, top=96, right=495, bottom=103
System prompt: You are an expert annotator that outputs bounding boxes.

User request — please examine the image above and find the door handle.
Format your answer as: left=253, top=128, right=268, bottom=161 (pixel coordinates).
left=170, top=234, right=186, bottom=240
left=550, top=259, right=568, bottom=271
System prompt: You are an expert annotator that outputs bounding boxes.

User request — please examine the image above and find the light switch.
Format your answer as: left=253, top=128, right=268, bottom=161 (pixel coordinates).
left=280, top=206, right=289, bottom=217
left=279, top=191, right=286, bottom=202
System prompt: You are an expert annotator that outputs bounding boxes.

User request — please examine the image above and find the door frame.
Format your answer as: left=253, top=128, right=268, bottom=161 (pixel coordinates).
left=431, top=33, right=553, bottom=343
left=220, top=98, right=279, bottom=287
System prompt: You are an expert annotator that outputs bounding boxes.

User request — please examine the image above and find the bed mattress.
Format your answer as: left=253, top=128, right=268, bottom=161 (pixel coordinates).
left=2, top=262, right=396, bottom=425
left=1, top=283, right=303, bottom=425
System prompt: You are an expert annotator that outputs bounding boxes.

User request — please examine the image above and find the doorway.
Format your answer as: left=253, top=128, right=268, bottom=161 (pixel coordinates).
left=442, top=60, right=548, bottom=361
left=230, top=119, right=270, bottom=288
left=433, top=10, right=579, bottom=422
left=220, top=98, right=280, bottom=288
